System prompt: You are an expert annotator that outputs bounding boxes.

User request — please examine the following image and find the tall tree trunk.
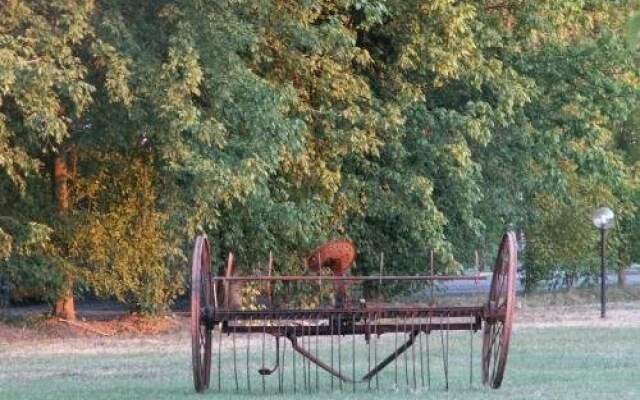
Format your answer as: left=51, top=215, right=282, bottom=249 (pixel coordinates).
left=617, top=268, right=627, bottom=288
left=51, top=154, right=75, bottom=320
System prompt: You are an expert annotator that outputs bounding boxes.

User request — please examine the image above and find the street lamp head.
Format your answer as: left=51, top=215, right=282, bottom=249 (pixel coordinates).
left=592, top=207, right=615, bottom=230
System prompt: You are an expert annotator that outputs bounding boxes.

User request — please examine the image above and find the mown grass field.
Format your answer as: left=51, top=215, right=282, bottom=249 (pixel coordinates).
left=1, top=304, right=639, bottom=400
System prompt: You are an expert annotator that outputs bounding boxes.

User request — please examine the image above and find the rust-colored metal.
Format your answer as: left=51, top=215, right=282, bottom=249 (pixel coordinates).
left=210, top=275, right=489, bottom=282
left=482, top=231, right=517, bottom=388
left=190, top=236, right=212, bottom=392
left=190, top=231, right=518, bottom=393
left=306, top=240, right=357, bottom=308
left=306, top=240, right=356, bottom=274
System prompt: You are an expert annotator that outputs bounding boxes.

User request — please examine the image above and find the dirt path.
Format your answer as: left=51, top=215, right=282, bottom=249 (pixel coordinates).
left=514, top=302, right=640, bottom=328
left=0, top=313, right=185, bottom=344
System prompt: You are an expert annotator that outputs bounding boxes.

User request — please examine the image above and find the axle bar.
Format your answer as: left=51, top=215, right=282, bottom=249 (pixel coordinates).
left=222, top=321, right=482, bottom=336
left=203, top=305, right=487, bottom=324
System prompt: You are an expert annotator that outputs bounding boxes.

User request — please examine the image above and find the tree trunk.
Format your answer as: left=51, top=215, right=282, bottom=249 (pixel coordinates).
left=53, top=155, right=69, bottom=216
left=617, top=268, right=626, bottom=288
left=53, top=291, right=75, bottom=319
left=565, top=274, right=575, bottom=293
left=51, top=154, right=76, bottom=320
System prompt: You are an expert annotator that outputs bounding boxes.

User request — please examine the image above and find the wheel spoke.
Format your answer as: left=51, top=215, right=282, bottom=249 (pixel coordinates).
left=491, top=324, right=502, bottom=348
left=491, top=325, right=503, bottom=365
left=199, top=329, right=206, bottom=358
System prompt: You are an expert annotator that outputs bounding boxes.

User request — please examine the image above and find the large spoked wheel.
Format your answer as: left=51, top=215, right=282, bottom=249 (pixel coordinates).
left=482, top=231, right=517, bottom=389
left=191, top=235, right=212, bottom=392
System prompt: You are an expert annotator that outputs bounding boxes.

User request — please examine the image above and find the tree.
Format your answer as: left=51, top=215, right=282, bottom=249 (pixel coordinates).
left=2, top=0, right=638, bottom=311
left=68, top=154, right=183, bottom=313
left=490, top=1, right=639, bottom=288
left=0, top=0, right=96, bottom=318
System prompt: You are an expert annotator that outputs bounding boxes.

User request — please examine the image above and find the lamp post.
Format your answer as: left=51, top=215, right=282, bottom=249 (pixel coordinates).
left=592, top=207, right=615, bottom=318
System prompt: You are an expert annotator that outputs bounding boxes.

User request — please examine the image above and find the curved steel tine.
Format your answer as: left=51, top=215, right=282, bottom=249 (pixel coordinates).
left=217, top=322, right=223, bottom=391
left=427, top=312, right=431, bottom=388
left=338, top=313, right=343, bottom=391
left=447, top=313, right=450, bottom=390
left=330, top=319, right=334, bottom=391
left=233, top=318, right=239, bottom=391
left=292, top=327, right=297, bottom=393
left=261, top=320, right=266, bottom=392
left=306, top=324, right=311, bottom=392
left=315, top=321, right=319, bottom=392
left=301, top=325, right=307, bottom=393
left=308, top=323, right=313, bottom=392
left=411, top=314, right=417, bottom=390
left=404, top=316, right=409, bottom=388
left=308, top=324, right=313, bottom=392
left=246, top=316, right=252, bottom=392
left=419, top=317, right=424, bottom=388
left=440, top=313, right=449, bottom=391
left=367, top=316, right=372, bottom=391
left=447, top=314, right=450, bottom=390
left=352, top=313, right=356, bottom=392
left=469, top=319, right=474, bottom=388
left=394, top=315, right=399, bottom=387
left=374, top=313, right=379, bottom=390
left=258, top=336, right=280, bottom=376
left=308, top=323, right=312, bottom=392
left=278, top=317, right=284, bottom=393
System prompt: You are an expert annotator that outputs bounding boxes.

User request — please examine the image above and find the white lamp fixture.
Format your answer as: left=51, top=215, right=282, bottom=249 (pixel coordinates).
left=592, top=207, right=615, bottom=230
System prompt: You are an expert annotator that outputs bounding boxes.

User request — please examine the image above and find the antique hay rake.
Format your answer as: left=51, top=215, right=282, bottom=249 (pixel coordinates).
left=190, top=232, right=518, bottom=394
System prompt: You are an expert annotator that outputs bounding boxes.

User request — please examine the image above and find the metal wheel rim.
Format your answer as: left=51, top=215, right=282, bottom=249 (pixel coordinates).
left=191, top=235, right=212, bottom=392
left=482, top=231, right=517, bottom=388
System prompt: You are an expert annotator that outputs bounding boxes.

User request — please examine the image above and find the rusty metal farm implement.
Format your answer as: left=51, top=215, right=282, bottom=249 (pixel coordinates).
left=190, top=232, right=518, bottom=394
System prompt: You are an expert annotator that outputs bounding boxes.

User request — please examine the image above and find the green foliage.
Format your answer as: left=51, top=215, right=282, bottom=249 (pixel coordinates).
left=0, top=0, right=95, bottom=186
left=69, top=155, right=184, bottom=313
left=522, top=175, right=615, bottom=291
left=1, top=0, right=640, bottom=308
left=508, top=11, right=639, bottom=287
left=627, top=11, right=640, bottom=48
left=0, top=217, right=63, bottom=302
left=0, top=228, right=10, bottom=261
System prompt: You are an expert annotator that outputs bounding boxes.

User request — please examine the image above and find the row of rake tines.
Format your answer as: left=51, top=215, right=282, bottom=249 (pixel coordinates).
left=211, top=315, right=480, bottom=393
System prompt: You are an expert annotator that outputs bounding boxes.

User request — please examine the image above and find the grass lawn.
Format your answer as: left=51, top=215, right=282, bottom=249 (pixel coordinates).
left=1, top=306, right=639, bottom=400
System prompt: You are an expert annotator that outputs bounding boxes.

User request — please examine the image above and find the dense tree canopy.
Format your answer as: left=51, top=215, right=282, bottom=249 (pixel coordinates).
left=1, top=0, right=638, bottom=314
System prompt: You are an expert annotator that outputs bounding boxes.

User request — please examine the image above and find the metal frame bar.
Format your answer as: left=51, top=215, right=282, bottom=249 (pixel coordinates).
left=211, top=275, right=488, bottom=282
left=206, top=306, right=485, bottom=320
left=219, top=321, right=482, bottom=336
